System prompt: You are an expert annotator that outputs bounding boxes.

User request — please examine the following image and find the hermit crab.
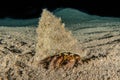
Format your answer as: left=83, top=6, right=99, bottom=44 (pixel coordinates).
left=40, top=52, right=82, bottom=70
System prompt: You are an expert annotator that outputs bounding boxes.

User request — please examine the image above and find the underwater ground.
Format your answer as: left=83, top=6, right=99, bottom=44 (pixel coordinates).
left=0, top=8, right=120, bottom=80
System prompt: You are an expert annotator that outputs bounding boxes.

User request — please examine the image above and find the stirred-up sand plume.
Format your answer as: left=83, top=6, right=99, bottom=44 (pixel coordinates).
left=33, top=9, right=83, bottom=68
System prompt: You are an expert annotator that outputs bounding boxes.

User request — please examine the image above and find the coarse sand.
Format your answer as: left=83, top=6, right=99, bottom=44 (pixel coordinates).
left=0, top=8, right=120, bottom=80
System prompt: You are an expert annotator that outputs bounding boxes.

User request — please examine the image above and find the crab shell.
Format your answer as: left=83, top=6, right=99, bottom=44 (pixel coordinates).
left=40, top=52, right=82, bottom=70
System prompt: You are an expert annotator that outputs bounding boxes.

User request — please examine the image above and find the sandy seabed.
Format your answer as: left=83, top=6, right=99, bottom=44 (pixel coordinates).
left=0, top=8, right=120, bottom=80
